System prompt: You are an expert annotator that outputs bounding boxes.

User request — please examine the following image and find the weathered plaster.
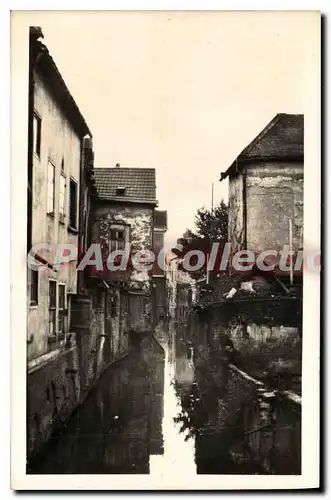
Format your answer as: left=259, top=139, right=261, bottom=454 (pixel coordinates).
left=228, top=161, right=303, bottom=253
left=228, top=174, right=244, bottom=247
left=92, top=203, right=154, bottom=291
left=28, top=74, right=81, bottom=361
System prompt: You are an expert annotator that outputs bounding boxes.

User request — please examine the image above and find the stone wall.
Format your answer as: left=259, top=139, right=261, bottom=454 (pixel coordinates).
left=181, top=310, right=301, bottom=474
left=27, top=285, right=131, bottom=463
left=27, top=346, right=80, bottom=460
left=91, top=202, right=154, bottom=289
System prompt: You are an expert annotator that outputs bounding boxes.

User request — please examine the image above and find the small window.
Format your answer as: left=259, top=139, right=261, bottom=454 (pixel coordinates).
left=47, top=161, right=55, bottom=215
left=58, top=284, right=66, bottom=334
left=33, top=113, right=41, bottom=157
left=116, top=187, right=126, bottom=196
left=110, top=226, right=126, bottom=251
left=59, top=174, right=66, bottom=222
left=49, top=281, right=57, bottom=336
left=69, top=179, right=78, bottom=229
left=30, top=270, right=39, bottom=305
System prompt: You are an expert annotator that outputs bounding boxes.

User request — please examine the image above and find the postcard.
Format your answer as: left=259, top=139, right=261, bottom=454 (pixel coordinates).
left=11, top=9, right=320, bottom=490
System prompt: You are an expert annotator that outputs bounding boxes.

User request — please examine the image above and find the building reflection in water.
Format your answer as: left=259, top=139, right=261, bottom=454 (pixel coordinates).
left=149, top=346, right=196, bottom=480
left=28, top=338, right=166, bottom=474
left=28, top=331, right=264, bottom=477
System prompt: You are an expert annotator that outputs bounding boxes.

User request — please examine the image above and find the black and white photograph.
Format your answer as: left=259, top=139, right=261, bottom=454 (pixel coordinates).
left=10, top=9, right=320, bottom=490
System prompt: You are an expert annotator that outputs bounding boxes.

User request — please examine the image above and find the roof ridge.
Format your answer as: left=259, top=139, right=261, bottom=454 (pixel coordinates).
left=32, top=28, right=92, bottom=138
left=220, top=113, right=303, bottom=181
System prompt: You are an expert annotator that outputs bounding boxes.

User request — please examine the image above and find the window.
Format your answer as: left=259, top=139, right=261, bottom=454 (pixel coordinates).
left=47, top=161, right=55, bottom=215
left=116, top=186, right=126, bottom=196
left=58, top=284, right=66, bottom=334
left=33, top=113, right=41, bottom=157
left=49, top=281, right=67, bottom=341
left=30, top=269, right=38, bottom=305
left=110, top=224, right=129, bottom=251
left=59, top=174, right=66, bottom=222
left=69, top=179, right=78, bottom=229
left=49, top=281, right=56, bottom=336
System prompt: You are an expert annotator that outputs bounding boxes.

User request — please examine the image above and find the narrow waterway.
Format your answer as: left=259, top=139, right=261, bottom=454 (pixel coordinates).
left=27, top=335, right=262, bottom=475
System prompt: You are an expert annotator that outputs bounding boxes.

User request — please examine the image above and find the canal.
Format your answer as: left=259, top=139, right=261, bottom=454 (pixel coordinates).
left=26, top=335, right=278, bottom=475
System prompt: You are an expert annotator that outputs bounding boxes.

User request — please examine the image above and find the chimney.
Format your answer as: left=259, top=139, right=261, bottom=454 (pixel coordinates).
left=116, top=163, right=120, bottom=168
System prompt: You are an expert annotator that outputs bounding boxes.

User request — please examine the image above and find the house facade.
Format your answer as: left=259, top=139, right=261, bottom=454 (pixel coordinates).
left=220, top=113, right=304, bottom=255
left=86, top=166, right=158, bottom=349
left=27, top=27, right=93, bottom=363
left=26, top=27, right=96, bottom=460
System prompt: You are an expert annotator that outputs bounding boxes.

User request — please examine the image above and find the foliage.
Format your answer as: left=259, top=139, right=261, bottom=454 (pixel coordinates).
left=175, top=201, right=229, bottom=280
left=184, top=200, right=229, bottom=242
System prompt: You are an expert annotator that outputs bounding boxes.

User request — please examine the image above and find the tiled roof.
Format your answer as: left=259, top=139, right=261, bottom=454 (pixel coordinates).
left=220, top=114, right=304, bottom=180
left=93, top=167, right=157, bottom=204
left=31, top=27, right=92, bottom=138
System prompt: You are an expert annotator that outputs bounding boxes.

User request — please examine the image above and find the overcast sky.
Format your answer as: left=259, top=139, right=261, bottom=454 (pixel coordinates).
left=14, top=11, right=318, bottom=244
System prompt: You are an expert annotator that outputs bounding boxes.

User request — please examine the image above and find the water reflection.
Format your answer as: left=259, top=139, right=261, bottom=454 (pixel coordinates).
left=28, top=333, right=263, bottom=475
left=28, top=339, right=165, bottom=474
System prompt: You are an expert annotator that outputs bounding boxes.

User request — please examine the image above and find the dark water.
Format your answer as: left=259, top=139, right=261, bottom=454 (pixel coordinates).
left=27, top=336, right=264, bottom=475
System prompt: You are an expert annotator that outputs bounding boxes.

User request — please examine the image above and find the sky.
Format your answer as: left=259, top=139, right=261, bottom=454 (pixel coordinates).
left=13, top=10, right=319, bottom=244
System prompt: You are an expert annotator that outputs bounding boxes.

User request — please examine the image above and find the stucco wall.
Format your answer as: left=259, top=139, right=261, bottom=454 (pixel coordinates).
left=28, top=74, right=82, bottom=361
left=246, top=162, right=303, bottom=252
left=228, top=162, right=303, bottom=253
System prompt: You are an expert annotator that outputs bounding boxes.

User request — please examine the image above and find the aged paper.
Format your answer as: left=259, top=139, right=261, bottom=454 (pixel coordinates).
left=11, top=10, right=320, bottom=490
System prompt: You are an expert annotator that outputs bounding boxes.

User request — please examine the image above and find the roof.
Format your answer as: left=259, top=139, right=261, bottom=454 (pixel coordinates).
left=93, top=167, right=157, bottom=204
left=220, top=114, right=304, bottom=181
left=30, top=27, right=92, bottom=138
left=154, top=210, right=168, bottom=231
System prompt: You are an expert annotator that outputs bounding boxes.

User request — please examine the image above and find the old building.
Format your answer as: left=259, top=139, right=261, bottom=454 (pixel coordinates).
left=187, top=113, right=305, bottom=394
left=27, top=27, right=94, bottom=362
left=26, top=27, right=95, bottom=459
left=87, top=166, right=158, bottom=347
left=220, top=113, right=304, bottom=254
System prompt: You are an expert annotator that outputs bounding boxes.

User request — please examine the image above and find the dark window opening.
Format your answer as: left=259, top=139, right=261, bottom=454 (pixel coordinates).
left=33, top=113, right=41, bottom=157
left=116, top=187, right=126, bottom=196
left=30, top=269, right=39, bottom=305
left=69, top=179, right=78, bottom=229
left=58, top=284, right=66, bottom=334
left=49, top=281, right=56, bottom=337
left=110, top=227, right=126, bottom=251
